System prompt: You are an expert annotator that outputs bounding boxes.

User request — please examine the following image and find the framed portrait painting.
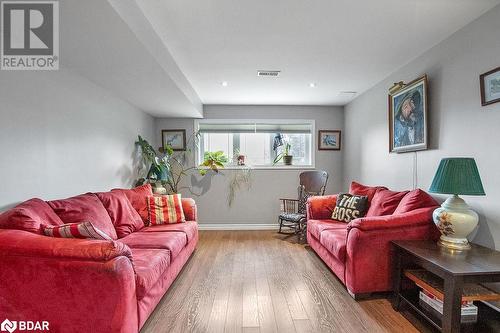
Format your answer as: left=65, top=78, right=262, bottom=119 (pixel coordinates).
left=480, top=66, right=500, bottom=106
left=389, top=75, right=428, bottom=153
left=162, top=129, right=186, bottom=151
left=318, top=130, right=341, bottom=150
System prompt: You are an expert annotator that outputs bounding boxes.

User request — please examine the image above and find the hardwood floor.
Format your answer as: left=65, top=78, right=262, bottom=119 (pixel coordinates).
left=140, top=231, right=419, bottom=333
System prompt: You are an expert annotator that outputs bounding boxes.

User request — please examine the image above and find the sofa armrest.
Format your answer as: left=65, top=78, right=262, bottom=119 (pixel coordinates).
left=347, top=207, right=437, bottom=232
left=306, top=195, right=337, bottom=220
left=0, top=229, right=132, bottom=261
left=182, top=198, right=197, bottom=222
left=344, top=206, right=439, bottom=294
left=0, top=247, right=138, bottom=333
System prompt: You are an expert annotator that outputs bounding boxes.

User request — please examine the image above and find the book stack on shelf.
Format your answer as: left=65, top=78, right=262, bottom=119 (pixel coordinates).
left=418, top=289, right=478, bottom=323
left=404, top=269, right=500, bottom=325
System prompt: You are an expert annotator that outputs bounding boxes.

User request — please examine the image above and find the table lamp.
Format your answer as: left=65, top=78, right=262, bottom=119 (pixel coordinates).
left=429, top=158, right=485, bottom=250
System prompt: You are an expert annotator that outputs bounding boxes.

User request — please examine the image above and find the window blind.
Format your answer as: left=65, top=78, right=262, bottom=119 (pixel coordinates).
left=198, top=122, right=312, bottom=134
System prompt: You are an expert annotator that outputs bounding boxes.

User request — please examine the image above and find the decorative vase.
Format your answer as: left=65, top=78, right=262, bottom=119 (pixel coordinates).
left=283, top=155, right=293, bottom=165
left=433, top=195, right=478, bottom=250
left=151, top=182, right=167, bottom=195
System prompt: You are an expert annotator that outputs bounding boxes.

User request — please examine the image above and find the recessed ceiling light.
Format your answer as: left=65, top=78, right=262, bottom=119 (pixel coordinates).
left=221, top=81, right=228, bottom=87
left=309, top=83, right=316, bottom=88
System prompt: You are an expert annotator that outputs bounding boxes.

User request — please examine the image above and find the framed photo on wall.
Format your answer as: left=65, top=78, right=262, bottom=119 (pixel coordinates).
left=162, top=129, right=186, bottom=151
left=318, top=130, right=341, bottom=150
left=480, top=66, right=500, bottom=106
left=388, top=74, right=428, bottom=153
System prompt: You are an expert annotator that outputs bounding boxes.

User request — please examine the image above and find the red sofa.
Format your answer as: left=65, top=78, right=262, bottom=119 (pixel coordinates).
left=306, top=182, right=439, bottom=299
left=0, top=185, right=198, bottom=333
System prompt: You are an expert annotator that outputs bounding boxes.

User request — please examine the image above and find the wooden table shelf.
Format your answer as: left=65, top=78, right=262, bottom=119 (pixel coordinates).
left=404, top=269, right=500, bottom=302
left=391, top=240, right=500, bottom=333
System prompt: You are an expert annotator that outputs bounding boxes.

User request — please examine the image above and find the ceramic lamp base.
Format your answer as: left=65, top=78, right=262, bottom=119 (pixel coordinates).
left=438, top=236, right=471, bottom=250
left=432, top=195, right=478, bottom=251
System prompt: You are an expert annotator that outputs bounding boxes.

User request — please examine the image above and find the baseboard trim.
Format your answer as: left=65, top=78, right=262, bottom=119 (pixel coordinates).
left=198, top=223, right=279, bottom=230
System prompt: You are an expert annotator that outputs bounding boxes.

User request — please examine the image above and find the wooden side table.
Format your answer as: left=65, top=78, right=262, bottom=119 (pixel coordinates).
left=391, top=240, right=500, bottom=333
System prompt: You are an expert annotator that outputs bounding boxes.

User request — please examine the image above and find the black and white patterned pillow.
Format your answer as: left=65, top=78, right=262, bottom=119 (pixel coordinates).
left=331, top=193, right=368, bottom=223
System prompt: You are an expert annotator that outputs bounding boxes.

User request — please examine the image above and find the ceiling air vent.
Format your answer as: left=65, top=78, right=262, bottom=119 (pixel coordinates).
left=257, top=70, right=281, bottom=77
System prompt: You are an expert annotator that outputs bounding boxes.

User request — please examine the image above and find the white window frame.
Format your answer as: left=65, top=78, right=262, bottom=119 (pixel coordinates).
left=194, top=119, right=316, bottom=170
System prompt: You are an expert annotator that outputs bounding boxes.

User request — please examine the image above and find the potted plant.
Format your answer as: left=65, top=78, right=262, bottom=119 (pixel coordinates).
left=135, top=135, right=228, bottom=194
left=135, top=136, right=172, bottom=194
left=273, top=143, right=293, bottom=166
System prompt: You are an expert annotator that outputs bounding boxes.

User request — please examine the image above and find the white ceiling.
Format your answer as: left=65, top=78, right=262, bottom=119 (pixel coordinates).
left=61, top=0, right=203, bottom=118
left=135, top=0, right=500, bottom=106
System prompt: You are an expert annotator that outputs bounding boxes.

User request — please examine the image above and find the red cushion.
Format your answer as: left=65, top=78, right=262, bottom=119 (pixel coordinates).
left=95, top=191, right=144, bottom=238
left=119, top=231, right=187, bottom=258
left=0, top=198, right=63, bottom=234
left=112, top=184, right=152, bottom=223
left=42, top=222, right=112, bottom=240
left=319, top=229, right=348, bottom=262
left=349, top=181, right=388, bottom=204
left=307, top=219, right=347, bottom=241
left=131, top=248, right=171, bottom=300
left=48, top=193, right=117, bottom=240
left=366, top=189, right=408, bottom=217
left=394, top=189, right=439, bottom=215
left=141, top=221, right=197, bottom=243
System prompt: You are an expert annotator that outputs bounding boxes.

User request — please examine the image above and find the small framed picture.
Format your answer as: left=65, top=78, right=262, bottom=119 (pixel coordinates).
left=389, top=75, right=428, bottom=153
left=480, top=66, right=500, bottom=106
left=162, top=129, right=186, bottom=151
left=318, top=130, right=341, bottom=150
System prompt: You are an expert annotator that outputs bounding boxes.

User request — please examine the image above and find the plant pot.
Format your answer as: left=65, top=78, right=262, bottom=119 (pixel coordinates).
left=283, top=155, right=293, bottom=165
left=151, top=182, right=167, bottom=195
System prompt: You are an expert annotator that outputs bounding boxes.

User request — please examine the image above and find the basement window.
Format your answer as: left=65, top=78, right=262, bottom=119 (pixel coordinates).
left=195, top=119, right=315, bottom=169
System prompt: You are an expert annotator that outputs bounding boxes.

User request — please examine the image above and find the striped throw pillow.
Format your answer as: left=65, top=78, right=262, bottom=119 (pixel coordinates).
left=43, top=221, right=112, bottom=240
left=147, top=194, right=186, bottom=225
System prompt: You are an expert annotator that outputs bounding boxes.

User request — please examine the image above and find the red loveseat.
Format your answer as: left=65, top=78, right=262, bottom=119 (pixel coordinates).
left=306, top=182, right=439, bottom=299
left=0, top=184, right=198, bottom=333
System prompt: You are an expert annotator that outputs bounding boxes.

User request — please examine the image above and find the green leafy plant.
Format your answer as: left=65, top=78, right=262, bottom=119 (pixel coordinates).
left=135, top=135, right=172, bottom=186
left=273, top=143, right=292, bottom=164
left=135, top=134, right=228, bottom=194
left=199, top=151, right=228, bottom=176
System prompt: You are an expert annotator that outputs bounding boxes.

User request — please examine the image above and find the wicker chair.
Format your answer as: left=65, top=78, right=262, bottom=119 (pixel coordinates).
left=278, top=170, right=328, bottom=241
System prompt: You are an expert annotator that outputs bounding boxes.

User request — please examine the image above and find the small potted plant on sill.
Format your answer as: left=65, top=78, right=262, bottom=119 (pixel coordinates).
left=273, top=143, right=293, bottom=166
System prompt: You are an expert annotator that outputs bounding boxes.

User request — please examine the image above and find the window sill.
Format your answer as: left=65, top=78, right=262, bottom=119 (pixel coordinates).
left=197, top=165, right=316, bottom=171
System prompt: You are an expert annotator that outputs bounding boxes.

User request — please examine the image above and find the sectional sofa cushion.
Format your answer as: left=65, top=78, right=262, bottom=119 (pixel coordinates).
left=349, top=181, right=388, bottom=204
left=319, top=229, right=348, bottom=262
left=366, top=189, right=409, bottom=217
left=96, top=191, right=144, bottom=238
left=307, top=219, right=347, bottom=241
left=332, top=193, right=368, bottom=223
left=42, top=222, right=112, bottom=240
left=147, top=194, right=185, bottom=225
left=0, top=198, right=63, bottom=234
left=48, top=193, right=118, bottom=240
left=394, top=189, right=439, bottom=214
left=141, top=221, right=198, bottom=243
left=119, top=231, right=187, bottom=258
left=131, top=248, right=171, bottom=300
left=112, top=184, right=153, bottom=223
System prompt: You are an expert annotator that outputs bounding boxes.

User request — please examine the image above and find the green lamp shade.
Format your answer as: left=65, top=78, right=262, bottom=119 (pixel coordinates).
left=429, top=158, right=485, bottom=196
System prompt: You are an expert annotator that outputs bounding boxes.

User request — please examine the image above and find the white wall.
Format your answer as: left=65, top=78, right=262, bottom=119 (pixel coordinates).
left=343, top=5, right=500, bottom=249
left=0, top=69, right=154, bottom=210
left=155, top=105, right=344, bottom=226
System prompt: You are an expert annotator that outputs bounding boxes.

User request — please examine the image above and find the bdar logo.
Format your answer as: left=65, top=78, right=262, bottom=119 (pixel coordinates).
left=0, top=319, right=17, bottom=333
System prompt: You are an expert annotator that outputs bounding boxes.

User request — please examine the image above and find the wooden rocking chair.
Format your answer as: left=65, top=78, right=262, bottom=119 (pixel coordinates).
left=278, top=170, right=328, bottom=241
